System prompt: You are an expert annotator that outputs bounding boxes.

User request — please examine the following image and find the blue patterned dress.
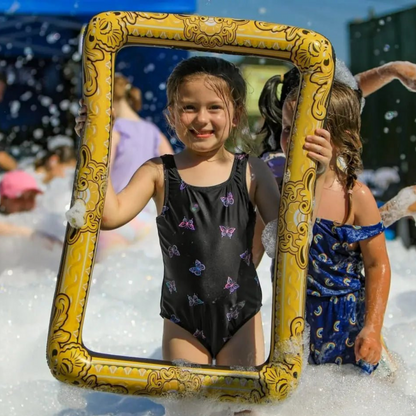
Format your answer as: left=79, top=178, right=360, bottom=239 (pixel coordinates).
left=306, top=218, right=385, bottom=374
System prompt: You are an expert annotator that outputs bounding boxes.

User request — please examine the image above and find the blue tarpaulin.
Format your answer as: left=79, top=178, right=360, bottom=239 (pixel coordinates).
left=0, top=0, right=196, bottom=17
left=0, top=0, right=196, bottom=152
left=0, top=2, right=195, bottom=153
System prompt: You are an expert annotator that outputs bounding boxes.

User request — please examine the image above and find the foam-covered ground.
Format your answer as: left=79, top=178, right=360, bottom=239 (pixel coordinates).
left=0, top=192, right=415, bottom=415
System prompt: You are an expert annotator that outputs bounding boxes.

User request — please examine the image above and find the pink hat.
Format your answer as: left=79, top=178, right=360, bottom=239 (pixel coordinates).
left=0, top=170, right=43, bottom=199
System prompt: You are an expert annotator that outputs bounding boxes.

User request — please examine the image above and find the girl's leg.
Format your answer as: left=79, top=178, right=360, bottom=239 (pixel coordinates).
left=162, top=320, right=214, bottom=416
left=162, top=318, right=212, bottom=364
left=215, top=313, right=265, bottom=416
left=163, top=316, right=263, bottom=416
left=216, top=311, right=265, bottom=367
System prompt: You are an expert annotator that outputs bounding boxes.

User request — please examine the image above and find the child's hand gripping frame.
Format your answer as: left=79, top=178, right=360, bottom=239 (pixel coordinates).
left=46, top=12, right=334, bottom=404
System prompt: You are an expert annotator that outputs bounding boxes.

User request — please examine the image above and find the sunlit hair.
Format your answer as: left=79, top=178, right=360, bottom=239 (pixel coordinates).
left=165, top=56, right=253, bottom=153
left=286, top=80, right=363, bottom=222
left=257, top=65, right=363, bottom=156
left=114, top=73, right=142, bottom=112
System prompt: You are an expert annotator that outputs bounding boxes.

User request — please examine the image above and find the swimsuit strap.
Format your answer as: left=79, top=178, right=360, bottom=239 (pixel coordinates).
left=160, top=152, right=249, bottom=191
left=160, top=154, right=177, bottom=209
left=233, top=153, right=250, bottom=203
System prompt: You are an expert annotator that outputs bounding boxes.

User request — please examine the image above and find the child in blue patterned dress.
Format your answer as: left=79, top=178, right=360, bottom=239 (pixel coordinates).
left=259, top=74, right=392, bottom=374
left=256, top=60, right=416, bottom=188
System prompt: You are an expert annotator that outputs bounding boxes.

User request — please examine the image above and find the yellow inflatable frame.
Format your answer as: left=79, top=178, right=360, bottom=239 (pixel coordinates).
left=47, top=11, right=334, bottom=404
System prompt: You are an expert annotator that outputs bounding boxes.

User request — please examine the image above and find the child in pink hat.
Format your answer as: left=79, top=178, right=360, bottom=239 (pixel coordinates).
left=0, top=171, right=43, bottom=214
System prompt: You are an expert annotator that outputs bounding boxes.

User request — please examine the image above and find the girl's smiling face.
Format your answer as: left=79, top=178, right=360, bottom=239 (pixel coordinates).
left=170, top=75, right=236, bottom=154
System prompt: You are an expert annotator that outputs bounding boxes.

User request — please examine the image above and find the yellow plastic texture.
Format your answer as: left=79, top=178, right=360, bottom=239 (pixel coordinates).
left=46, top=12, right=334, bottom=404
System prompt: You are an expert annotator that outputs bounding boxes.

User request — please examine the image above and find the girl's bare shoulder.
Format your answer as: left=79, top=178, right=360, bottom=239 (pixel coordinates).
left=352, top=180, right=376, bottom=203
left=352, top=180, right=381, bottom=224
left=143, top=156, right=165, bottom=184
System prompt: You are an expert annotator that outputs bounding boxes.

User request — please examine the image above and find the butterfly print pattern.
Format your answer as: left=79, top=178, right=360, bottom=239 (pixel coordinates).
left=220, top=192, right=234, bottom=207
left=188, top=294, right=204, bottom=306
left=179, top=180, right=187, bottom=191
left=193, top=329, right=206, bottom=339
left=179, top=217, right=195, bottom=230
left=224, top=276, right=239, bottom=294
left=219, top=225, right=236, bottom=239
left=166, top=281, right=177, bottom=294
left=190, top=203, right=200, bottom=213
left=170, top=315, right=181, bottom=324
left=189, top=260, right=206, bottom=276
left=226, top=301, right=246, bottom=321
left=240, top=250, right=251, bottom=266
left=168, top=245, right=180, bottom=258
left=161, top=205, right=169, bottom=215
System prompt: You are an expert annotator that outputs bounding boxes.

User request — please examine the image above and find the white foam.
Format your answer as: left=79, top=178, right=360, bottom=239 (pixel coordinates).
left=65, top=199, right=86, bottom=229
left=1, top=187, right=416, bottom=415
left=261, top=218, right=278, bottom=258
left=381, top=186, right=416, bottom=227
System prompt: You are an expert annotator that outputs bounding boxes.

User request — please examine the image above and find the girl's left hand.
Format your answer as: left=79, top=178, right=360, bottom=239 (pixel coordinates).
left=303, top=128, right=332, bottom=174
left=354, top=326, right=382, bottom=365
left=393, top=61, right=416, bottom=92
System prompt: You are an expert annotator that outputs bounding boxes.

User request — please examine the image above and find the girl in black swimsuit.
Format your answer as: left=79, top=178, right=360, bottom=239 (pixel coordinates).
left=76, top=56, right=331, bottom=370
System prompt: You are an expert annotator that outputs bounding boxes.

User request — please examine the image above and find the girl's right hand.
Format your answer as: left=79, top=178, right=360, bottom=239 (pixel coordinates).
left=303, top=128, right=332, bottom=174
left=74, top=99, right=87, bottom=138
left=354, top=326, right=382, bottom=365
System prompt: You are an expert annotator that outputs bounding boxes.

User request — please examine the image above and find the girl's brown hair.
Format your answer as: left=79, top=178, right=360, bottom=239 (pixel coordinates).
left=114, top=73, right=142, bottom=112
left=286, top=81, right=363, bottom=222
left=165, top=56, right=253, bottom=153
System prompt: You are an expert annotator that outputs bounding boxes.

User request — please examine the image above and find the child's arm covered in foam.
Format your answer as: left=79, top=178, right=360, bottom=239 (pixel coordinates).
left=356, top=61, right=416, bottom=97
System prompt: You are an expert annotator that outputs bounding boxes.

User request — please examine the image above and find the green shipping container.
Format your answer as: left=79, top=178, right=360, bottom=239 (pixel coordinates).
left=349, top=6, right=416, bottom=191
left=349, top=6, right=416, bottom=247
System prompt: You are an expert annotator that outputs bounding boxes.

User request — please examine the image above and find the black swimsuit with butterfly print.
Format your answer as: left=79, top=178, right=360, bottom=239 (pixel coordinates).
left=156, top=153, right=262, bottom=357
